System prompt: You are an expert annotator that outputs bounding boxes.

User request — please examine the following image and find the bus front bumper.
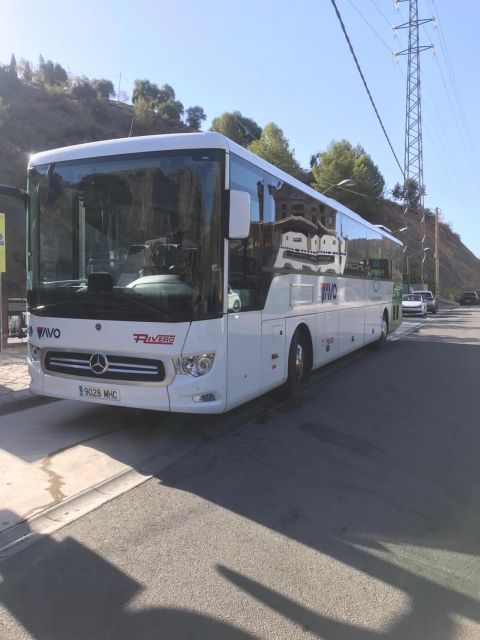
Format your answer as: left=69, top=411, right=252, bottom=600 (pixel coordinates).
left=29, top=361, right=227, bottom=414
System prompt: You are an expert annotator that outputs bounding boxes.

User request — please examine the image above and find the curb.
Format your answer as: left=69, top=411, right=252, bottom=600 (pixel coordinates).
left=0, top=466, right=151, bottom=558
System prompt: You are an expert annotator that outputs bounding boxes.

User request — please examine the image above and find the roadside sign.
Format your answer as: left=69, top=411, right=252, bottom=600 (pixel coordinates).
left=0, top=213, right=5, bottom=272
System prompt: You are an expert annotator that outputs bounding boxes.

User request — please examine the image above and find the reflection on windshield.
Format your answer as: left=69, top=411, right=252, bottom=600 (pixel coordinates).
left=28, top=150, right=224, bottom=322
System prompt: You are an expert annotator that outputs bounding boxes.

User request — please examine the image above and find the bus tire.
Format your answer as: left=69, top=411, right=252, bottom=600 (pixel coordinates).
left=284, top=328, right=310, bottom=398
left=371, top=311, right=388, bottom=350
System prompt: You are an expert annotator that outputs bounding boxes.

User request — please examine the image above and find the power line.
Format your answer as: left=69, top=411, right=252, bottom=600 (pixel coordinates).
left=345, top=1, right=478, bottom=225
left=423, top=2, right=479, bottom=179
left=346, top=0, right=394, bottom=54
left=233, top=115, right=260, bottom=142
left=387, top=2, right=480, bottom=237
left=396, top=1, right=478, bottom=189
left=370, top=0, right=394, bottom=28
left=329, top=0, right=404, bottom=177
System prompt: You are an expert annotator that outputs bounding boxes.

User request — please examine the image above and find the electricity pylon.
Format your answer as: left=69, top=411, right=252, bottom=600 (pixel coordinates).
left=395, top=0, right=434, bottom=285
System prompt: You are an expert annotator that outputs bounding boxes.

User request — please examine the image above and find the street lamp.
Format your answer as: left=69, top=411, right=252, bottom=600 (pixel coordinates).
left=321, top=179, right=356, bottom=195
left=375, top=224, right=408, bottom=234
left=406, top=247, right=430, bottom=289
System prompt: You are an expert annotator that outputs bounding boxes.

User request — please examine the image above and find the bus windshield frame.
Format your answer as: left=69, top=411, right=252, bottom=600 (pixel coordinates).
left=27, top=149, right=225, bottom=323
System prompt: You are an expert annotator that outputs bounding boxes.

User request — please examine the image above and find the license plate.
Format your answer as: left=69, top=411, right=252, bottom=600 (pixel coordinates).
left=79, top=385, right=121, bottom=401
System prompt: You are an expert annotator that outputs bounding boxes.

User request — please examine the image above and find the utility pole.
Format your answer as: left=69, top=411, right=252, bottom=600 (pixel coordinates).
left=434, top=207, right=440, bottom=297
left=117, top=72, right=122, bottom=102
left=395, top=0, right=434, bottom=286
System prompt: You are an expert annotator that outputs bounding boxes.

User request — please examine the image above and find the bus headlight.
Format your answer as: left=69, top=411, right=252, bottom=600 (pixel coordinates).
left=173, top=353, right=215, bottom=377
left=28, top=344, right=41, bottom=362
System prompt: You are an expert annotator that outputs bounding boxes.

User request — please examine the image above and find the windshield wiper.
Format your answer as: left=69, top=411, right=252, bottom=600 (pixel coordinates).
left=42, top=279, right=88, bottom=287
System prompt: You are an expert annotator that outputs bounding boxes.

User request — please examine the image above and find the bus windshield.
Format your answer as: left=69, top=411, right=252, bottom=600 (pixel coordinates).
left=27, top=149, right=224, bottom=322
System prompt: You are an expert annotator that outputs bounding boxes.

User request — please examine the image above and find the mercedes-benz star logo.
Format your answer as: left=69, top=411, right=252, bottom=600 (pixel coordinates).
left=89, top=353, right=109, bottom=375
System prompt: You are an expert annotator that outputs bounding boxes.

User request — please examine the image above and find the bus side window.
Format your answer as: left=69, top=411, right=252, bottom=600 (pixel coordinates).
left=366, top=228, right=383, bottom=279
left=341, top=215, right=367, bottom=277
left=264, top=175, right=341, bottom=277
left=228, top=155, right=264, bottom=312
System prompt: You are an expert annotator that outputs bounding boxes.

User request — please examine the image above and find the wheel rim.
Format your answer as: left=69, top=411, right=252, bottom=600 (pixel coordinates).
left=381, top=317, right=388, bottom=340
left=295, top=343, right=304, bottom=380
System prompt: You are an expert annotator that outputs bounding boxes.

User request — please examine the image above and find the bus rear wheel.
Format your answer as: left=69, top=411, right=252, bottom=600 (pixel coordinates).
left=284, top=329, right=310, bottom=398
left=371, top=311, right=388, bottom=350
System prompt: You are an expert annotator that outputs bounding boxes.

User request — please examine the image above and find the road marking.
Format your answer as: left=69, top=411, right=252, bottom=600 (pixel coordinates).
left=389, top=319, right=426, bottom=341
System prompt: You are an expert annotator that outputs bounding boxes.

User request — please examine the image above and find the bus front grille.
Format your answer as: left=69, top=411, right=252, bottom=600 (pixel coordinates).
left=44, top=351, right=166, bottom=383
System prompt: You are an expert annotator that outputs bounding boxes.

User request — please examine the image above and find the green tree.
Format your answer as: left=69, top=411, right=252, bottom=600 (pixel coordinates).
left=157, top=83, right=175, bottom=103
left=391, top=178, right=425, bottom=212
left=186, top=106, right=206, bottom=130
left=156, top=100, right=183, bottom=120
left=247, top=123, right=301, bottom=177
left=132, top=79, right=160, bottom=103
left=156, top=84, right=183, bottom=120
left=0, top=62, right=19, bottom=90
left=36, top=59, right=68, bottom=86
left=9, top=54, right=17, bottom=76
left=134, top=97, right=155, bottom=128
left=92, top=78, right=115, bottom=100
left=19, top=59, right=33, bottom=82
left=311, top=139, right=385, bottom=215
left=132, top=80, right=183, bottom=121
left=53, top=63, right=68, bottom=86
left=0, top=97, right=10, bottom=128
left=210, top=111, right=262, bottom=146
left=71, top=76, right=96, bottom=100
left=391, top=182, right=403, bottom=201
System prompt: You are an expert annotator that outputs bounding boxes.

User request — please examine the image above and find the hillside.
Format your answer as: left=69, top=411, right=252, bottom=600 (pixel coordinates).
left=1, top=77, right=480, bottom=299
left=363, top=200, right=480, bottom=296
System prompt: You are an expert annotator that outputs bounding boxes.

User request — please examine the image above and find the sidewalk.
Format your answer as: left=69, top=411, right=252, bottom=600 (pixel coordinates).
left=0, top=344, right=47, bottom=415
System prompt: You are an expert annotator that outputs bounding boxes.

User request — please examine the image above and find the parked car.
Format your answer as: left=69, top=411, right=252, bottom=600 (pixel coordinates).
left=228, top=286, right=241, bottom=312
left=402, top=293, right=427, bottom=317
left=415, top=290, right=438, bottom=313
left=459, top=291, right=480, bottom=306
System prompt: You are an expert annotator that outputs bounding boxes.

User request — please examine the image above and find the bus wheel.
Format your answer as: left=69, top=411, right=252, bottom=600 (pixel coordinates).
left=372, top=311, right=388, bottom=350
left=285, top=329, right=310, bottom=398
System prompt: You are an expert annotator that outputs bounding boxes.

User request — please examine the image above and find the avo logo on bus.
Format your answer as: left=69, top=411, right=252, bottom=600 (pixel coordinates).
left=133, top=333, right=175, bottom=345
left=320, top=282, right=337, bottom=303
left=36, top=326, right=61, bottom=339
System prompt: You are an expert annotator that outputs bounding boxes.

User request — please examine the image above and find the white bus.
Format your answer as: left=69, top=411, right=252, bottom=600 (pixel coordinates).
left=4, top=132, right=403, bottom=413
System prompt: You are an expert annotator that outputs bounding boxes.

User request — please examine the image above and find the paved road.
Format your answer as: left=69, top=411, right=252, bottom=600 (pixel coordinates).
left=1, top=308, right=480, bottom=639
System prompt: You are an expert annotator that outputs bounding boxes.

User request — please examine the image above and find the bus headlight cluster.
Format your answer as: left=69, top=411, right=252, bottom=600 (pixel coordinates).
left=173, top=353, right=215, bottom=377
left=28, top=344, right=41, bottom=362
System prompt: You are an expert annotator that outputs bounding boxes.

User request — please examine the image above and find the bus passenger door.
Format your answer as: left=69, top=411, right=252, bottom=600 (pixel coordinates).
left=226, top=154, right=265, bottom=410
left=227, top=309, right=262, bottom=409
left=261, top=319, right=286, bottom=392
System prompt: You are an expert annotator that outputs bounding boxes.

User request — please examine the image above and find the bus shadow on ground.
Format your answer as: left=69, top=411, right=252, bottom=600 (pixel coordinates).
left=0, top=512, right=257, bottom=639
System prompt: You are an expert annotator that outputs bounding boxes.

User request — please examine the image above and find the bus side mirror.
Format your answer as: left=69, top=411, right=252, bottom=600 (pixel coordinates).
left=0, top=184, right=28, bottom=207
left=228, top=190, right=250, bottom=239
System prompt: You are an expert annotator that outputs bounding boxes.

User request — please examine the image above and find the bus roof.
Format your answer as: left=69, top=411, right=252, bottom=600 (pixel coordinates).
left=28, top=132, right=402, bottom=246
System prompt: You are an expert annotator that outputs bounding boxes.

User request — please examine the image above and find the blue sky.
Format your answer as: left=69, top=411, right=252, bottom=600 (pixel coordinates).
left=2, top=0, right=480, bottom=257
